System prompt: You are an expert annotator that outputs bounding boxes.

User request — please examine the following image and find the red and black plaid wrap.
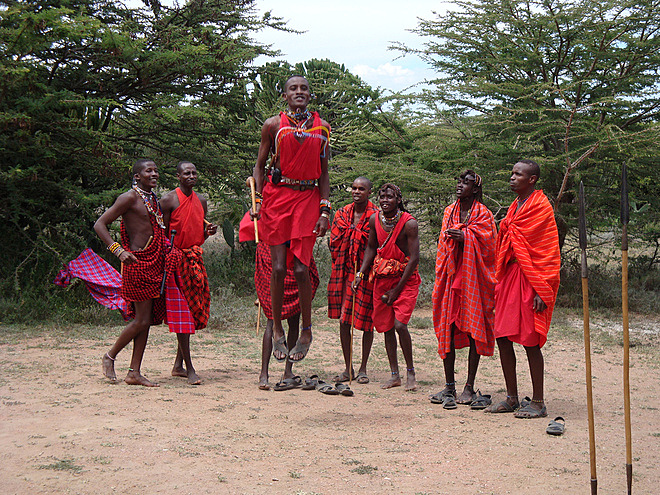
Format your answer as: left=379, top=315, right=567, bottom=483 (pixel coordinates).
left=178, top=245, right=210, bottom=330
left=327, top=201, right=378, bottom=331
left=254, top=242, right=319, bottom=320
left=432, top=201, right=497, bottom=358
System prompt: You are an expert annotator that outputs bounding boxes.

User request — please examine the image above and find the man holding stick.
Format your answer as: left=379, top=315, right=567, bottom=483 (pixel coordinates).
left=485, top=159, right=560, bottom=418
left=250, top=75, right=331, bottom=362
left=160, top=161, right=217, bottom=385
left=95, top=159, right=174, bottom=387
left=328, top=177, right=378, bottom=384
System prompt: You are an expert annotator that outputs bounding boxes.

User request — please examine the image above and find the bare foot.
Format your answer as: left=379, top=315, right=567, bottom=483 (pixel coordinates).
left=186, top=371, right=201, bottom=386
left=171, top=366, right=187, bottom=378
left=124, top=370, right=159, bottom=387
left=258, top=374, right=270, bottom=391
left=405, top=371, right=417, bottom=392
left=102, top=354, right=116, bottom=381
left=381, top=373, right=401, bottom=389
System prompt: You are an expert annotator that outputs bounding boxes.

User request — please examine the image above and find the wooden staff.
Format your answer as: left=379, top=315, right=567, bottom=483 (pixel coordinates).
left=349, top=259, right=357, bottom=386
left=579, top=182, right=598, bottom=495
left=621, top=164, right=633, bottom=494
left=160, top=230, right=177, bottom=295
left=246, top=176, right=261, bottom=335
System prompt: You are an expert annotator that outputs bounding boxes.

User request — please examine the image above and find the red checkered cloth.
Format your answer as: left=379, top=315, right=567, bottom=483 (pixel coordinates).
left=432, top=201, right=497, bottom=358
left=178, top=245, right=210, bottom=330
left=53, top=248, right=130, bottom=320
left=254, top=242, right=319, bottom=320
left=495, top=189, right=560, bottom=347
left=328, top=201, right=378, bottom=331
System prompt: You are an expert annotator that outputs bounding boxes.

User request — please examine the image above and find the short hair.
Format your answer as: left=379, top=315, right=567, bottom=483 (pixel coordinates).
left=353, top=176, right=373, bottom=190
left=459, top=169, right=484, bottom=203
left=284, top=74, right=309, bottom=91
left=176, top=161, right=195, bottom=174
left=378, top=183, right=406, bottom=212
left=133, top=158, right=155, bottom=175
left=517, top=159, right=541, bottom=180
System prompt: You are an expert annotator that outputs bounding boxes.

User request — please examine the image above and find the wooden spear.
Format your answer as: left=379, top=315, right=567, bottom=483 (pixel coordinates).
left=621, top=164, right=633, bottom=494
left=579, top=181, right=598, bottom=495
left=349, top=259, right=357, bottom=386
left=246, top=176, right=261, bottom=335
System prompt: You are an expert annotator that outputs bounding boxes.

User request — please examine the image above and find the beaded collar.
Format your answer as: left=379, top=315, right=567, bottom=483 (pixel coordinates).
left=132, top=185, right=165, bottom=229
left=380, top=210, right=402, bottom=230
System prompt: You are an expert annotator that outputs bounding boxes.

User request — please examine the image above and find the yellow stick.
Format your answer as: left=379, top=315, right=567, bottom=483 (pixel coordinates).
left=246, top=176, right=261, bottom=335
left=349, top=259, right=357, bottom=386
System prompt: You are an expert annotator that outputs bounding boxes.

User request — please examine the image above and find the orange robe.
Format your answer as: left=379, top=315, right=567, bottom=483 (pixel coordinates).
left=494, top=190, right=560, bottom=347
left=432, top=201, right=496, bottom=358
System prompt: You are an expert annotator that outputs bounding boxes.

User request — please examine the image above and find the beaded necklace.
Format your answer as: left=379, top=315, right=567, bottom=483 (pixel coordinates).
left=284, top=109, right=313, bottom=137
left=380, top=210, right=402, bottom=230
left=132, top=185, right=165, bottom=229
left=447, top=199, right=474, bottom=229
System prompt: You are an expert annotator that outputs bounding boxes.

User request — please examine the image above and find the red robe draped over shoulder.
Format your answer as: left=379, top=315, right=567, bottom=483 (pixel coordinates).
left=432, top=201, right=496, bottom=358
left=258, top=112, right=330, bottom=267
left=494, top=190, right=560, bottom=347
left=328, top=201, right=378, bottom=331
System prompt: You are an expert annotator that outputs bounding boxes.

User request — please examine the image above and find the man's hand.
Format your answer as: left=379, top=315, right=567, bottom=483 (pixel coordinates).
left=313, top=215, right=329, bottom=237
left=205, top=222, right=218, bottom=237
left=351, top=277, right=361, bottom=293
left=445, top=228, right=464, bottom=243
left=381, top=287, right=401, bottom=306
left=533, top=294, right=547, bottom=313
left=249, top=203, right=262, bottom=220
left=118, top=250, right=138, bottom=266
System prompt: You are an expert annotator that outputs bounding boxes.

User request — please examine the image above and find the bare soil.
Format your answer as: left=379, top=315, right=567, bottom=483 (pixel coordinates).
left=1, top=307, right=658, bottom=494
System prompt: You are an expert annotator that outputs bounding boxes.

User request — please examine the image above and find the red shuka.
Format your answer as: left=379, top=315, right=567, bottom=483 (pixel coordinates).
left=371, top=212, right=421, bottom=333
left=258, top=112, right=329, bottom=267
left=432, top=201, right=497, bottom=358
left=327, top=201, right=378, bottom=331
left=168, top=188, right=205, bottom=249
left=494, top=190, right=560, bottom=347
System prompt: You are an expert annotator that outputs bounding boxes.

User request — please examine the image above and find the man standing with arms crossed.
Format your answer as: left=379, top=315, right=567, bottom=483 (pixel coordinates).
left=250, top=75, right=331, bottom=363
left=160, top=161, right=217, bottom=385
left=485, top=159, right=560, bottom=418
left=328, top=177, right=378, bottom=384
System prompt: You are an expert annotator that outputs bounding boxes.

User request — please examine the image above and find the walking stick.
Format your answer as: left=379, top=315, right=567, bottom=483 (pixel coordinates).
left=579, top=182, right=598, bottom=495
left=621, top=164, right=633, bottom=494
left=349, top=259, right=357, bottom=386
left=246, top=177, right=261, bottom=335
left=160, top=230, right=177, bottom=295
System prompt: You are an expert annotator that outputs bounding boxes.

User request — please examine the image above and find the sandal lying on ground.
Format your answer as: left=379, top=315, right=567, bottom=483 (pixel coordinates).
left=316, top=380, right=340, bottom=395
left=273, top=376, right=301, bottom=391
left=430, top=390, right=457, bottom=409
left=355, top=372, right=370, bottom=384
left=470, top=390, right=492, bottom=410
left=546, top=416, right=566, bottom=435
left=335, top=383, right=354, bottom=397
left=514, top=403, right=548, bottom=419
left=332, top=370, right=354, bottom=383
left=302, top=375, right=319, bottom=390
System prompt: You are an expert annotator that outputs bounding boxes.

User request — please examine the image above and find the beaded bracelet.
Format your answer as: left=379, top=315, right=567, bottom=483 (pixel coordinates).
left=107, top=241, right=121, bottom=253
left=255, top=191, right=263, bottom=199
left=255, top=198, right=262, bottom=205
left=320, top=212, right=330, bottom=220
left=320, top=198, right=332, bottom=209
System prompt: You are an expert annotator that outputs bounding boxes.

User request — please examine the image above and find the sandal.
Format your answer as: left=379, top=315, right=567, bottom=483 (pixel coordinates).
left=288, top=335, right=313, bottom=362
left=514, top=403, right=548, bottom=419
left=273, top=376, right=302, bottom=391
left=272, top=334, right=288, bottom=362
left=484, top=399, right=519, bottom=413
left=332, top=370, right=354, bottom=383
left=355, top=372, right=370, bottom=384
left=469, top=390, right=492, bottom=410
left=335, top=383, right=354, bottom=397
left=316, top=380, right=339, bottom=395
left=302, top=374, right=320, bottom=390
left=546, top=416, right=566, bottom=435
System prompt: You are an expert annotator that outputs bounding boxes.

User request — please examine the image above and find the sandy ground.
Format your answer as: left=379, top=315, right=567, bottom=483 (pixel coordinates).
left=1, top=307, right=658, bottom=495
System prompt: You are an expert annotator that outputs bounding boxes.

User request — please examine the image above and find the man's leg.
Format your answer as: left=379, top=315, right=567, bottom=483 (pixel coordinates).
left=458, top=335, right=480, bottom=403
left=103, top=299, right=152, bottom=381
left=289, top=257, right=313, bottom=361
left=395, top=319, right=417, bottom=391
left=334, top=322, right=354, bottom=381
left=358, top=330, right=374, bottom=377
left=269, top=244, right=288, bottom=360
left=381, top=327, right=401, bottom=389
left=124, top=299, right=158, bottom=387
left=259, top=319, right=273, bottom=389
left=282, top=314, right=300, bottom=380
left=524, top=345, right=545, bottom=412
left=441, top=325, right=457, bottom=397
left=176, top=333, right=200, bottom=385
left=496, top=337, right=518, bottom=407
left=172, top=344, right=185, bottom=377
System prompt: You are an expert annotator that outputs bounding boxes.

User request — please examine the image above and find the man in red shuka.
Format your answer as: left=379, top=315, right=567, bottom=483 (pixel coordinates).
left=250, top=75, right=331, bottom=363
left=160, top=161, right=218, bottom=385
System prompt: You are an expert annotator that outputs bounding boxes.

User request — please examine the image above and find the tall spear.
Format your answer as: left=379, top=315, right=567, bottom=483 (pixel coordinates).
left=621, top=164, right=633, bottom=494
left=246, top=176, right=261, bottom=335
left=579, top=181, right=598, bottom=495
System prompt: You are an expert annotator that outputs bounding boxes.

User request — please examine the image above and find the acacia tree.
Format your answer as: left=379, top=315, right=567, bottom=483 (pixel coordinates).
left=0, top=0, right=285, bottom=303
left=397, top=0, right=660, bottom=220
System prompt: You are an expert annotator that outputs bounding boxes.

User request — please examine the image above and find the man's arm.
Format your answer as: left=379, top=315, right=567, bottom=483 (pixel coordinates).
left=383, top=218, right=420, bottom=305
left=198, top=195, right=217, bottom=237
left=312, top=121, right=331, bottom=237
left=352, top=215, right=377, bottom=291
left=159, top=191, right=176, bottom=231
left=94, top=193, right=138, bottom=265
left=250, top=118, right=277, bottom=220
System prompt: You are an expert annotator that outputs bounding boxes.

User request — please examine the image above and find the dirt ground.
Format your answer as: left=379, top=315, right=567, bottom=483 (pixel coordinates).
left=1, top=307, right=658, bottom=494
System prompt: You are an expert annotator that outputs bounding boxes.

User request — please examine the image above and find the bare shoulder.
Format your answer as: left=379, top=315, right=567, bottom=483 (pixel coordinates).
left=263, top=115, right=281, bottom=130
left=194, top=191, right=208, bottom=206
left=159, top=190, right=178, bottom=211
left=404, top=217, right=419, bottom=233
left=320, top=117, right=331, bottom=132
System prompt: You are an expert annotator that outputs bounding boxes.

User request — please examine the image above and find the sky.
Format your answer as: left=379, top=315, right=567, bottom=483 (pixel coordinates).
left=253, top=1, right=451, bottom=93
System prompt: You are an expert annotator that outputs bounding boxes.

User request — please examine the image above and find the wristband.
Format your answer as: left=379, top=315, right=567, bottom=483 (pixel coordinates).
left=355, top=271, right=364, bottom=279
left=320, top=212, right=330, bottom=220
left=320, top=198, right=332, bottom=210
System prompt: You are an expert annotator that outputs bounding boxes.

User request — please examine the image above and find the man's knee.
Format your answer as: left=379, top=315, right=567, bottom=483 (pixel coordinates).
left=292, top=262, right=309, bottom=281
left=271, top=260, right=287, bottom=279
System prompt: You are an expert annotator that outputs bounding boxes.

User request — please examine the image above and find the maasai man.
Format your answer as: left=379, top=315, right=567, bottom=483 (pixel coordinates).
left=430, top=170, right=497, bottom=409
left=94, top=159, right=175, bottom=387
left=160, top=161, right=218, bottom=385
left=328, top=177, right=378, bottom=384
left=353, top=184, right=420, bottom=391
left=250, top=75, right=331, bottom=362
left=485, top=159, right=560, bottom=418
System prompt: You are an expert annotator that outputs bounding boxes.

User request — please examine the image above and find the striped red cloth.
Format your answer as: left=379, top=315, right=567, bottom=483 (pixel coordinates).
left=178, top=245, right=210, bottom=330
left=254, top=242, right=319, bottom=320
left=495, top=190, right=560, bottom=347
left=53, top=248, right=130, bottom=320
left=327, top=201, right=378, bottom=331
left=432, top=201, right=497, bottom=358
